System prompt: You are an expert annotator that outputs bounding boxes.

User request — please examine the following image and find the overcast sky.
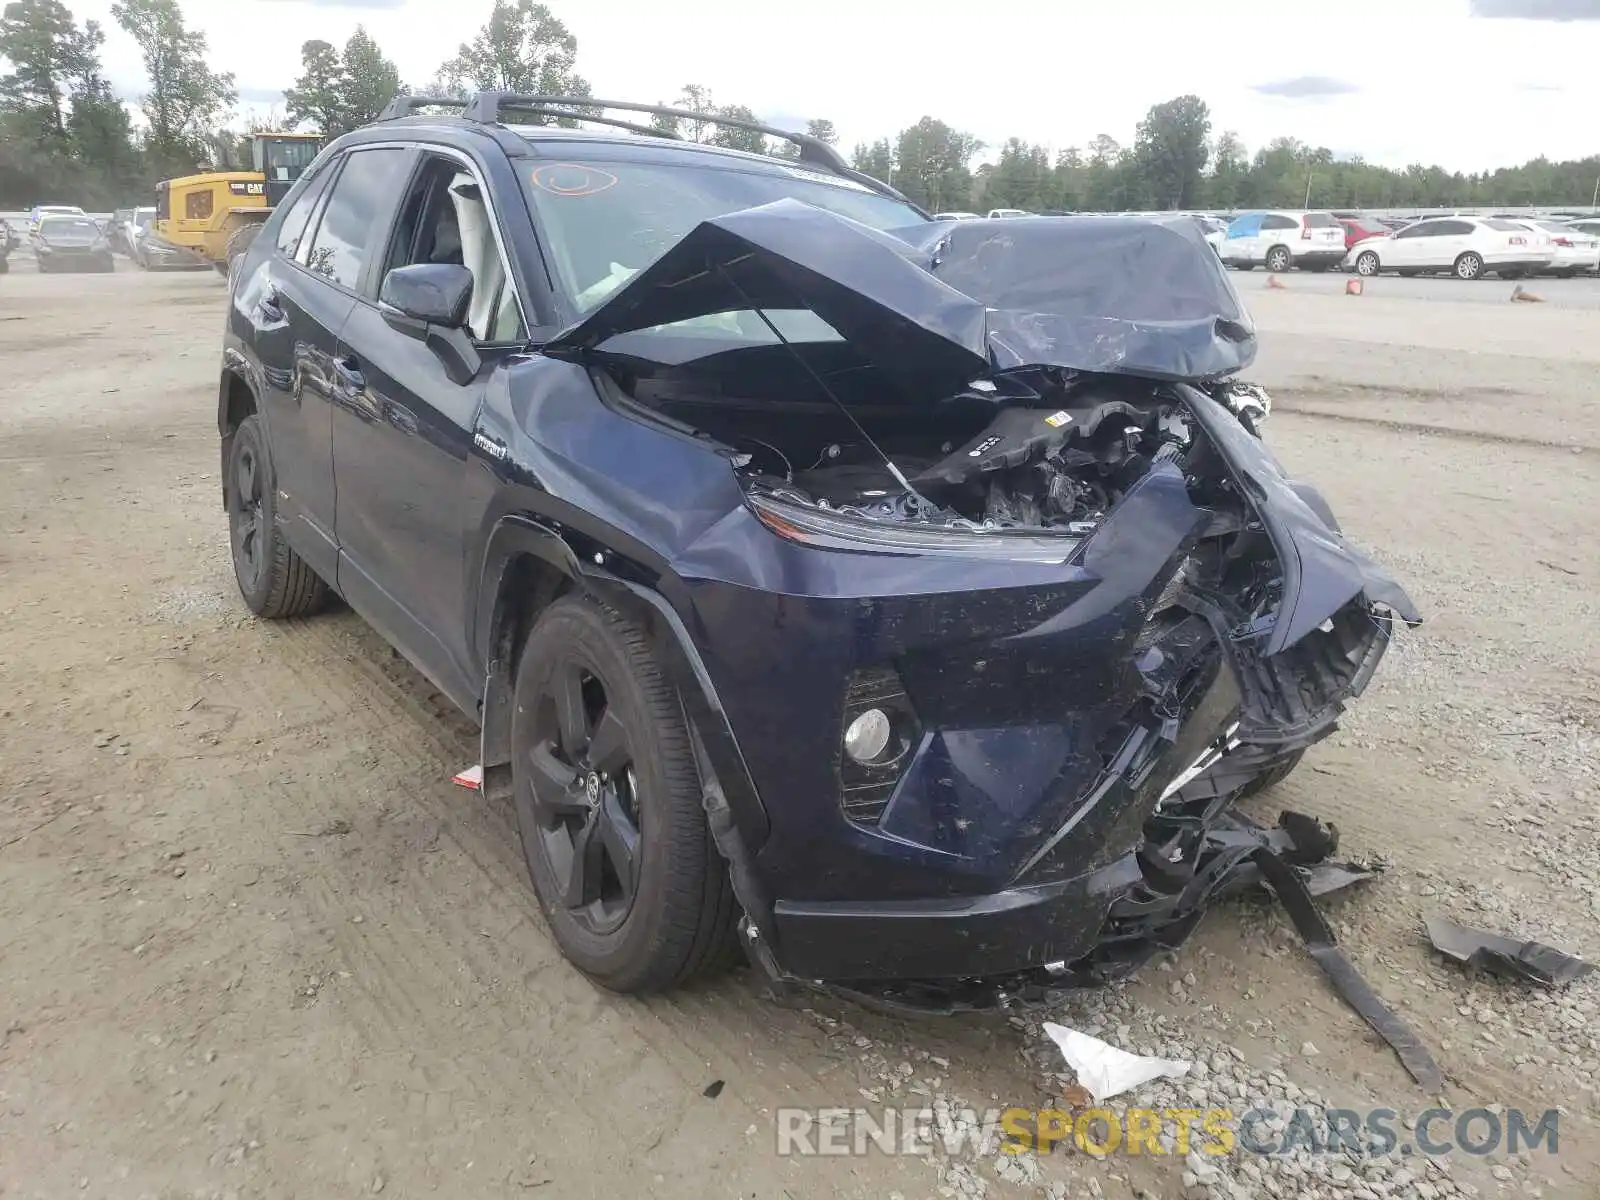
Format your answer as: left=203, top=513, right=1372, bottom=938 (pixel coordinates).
left=65, top=0, right=1600, bottom=173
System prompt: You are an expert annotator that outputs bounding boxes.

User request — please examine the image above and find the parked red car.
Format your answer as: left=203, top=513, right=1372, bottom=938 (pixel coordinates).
left=1338, top=217, right=1390, bottom=251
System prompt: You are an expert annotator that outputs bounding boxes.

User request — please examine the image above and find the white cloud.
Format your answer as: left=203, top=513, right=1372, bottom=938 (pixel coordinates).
left=70, top=0, right=1600, bottom=172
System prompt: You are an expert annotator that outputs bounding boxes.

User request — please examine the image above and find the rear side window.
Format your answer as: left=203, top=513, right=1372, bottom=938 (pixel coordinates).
left=303, top=148, right=410, bottom=290
left=1263, top=214, right=1298, bottom=230
left=1303, top=212, right=1340, bottom=227
left=275, top=170, right=332, bottom=258
left=1483, top=218, right=1525, bottom=232
left=1435, top=220, right=1474, bottom=235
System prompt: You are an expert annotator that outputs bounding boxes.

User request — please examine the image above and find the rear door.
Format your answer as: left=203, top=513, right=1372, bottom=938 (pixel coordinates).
left=1430, top=219, right=1476, bottom=265
left=329, top=148, right=528, bottom=710
left=245, top=147, right=413, bottom=582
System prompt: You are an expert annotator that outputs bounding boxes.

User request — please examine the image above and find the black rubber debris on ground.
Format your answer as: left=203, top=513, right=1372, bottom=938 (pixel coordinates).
left=1424, top=913, right=1596, bottom=989
left=1254, top=847, right=1444, bottom=1092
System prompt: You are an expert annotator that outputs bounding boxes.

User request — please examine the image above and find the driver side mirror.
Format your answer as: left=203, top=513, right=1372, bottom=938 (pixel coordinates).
left=379, top=263, right=482, bottom=386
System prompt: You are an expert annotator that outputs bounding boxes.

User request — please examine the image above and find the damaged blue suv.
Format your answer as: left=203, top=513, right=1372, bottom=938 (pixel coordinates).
left=218, top=95, right=1419, bottom=1005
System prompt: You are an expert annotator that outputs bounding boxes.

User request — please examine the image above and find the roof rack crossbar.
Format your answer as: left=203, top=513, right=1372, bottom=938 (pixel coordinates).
left=376, top=95, right=470, bottom=121
left=463, top=93, right=852, bottom=174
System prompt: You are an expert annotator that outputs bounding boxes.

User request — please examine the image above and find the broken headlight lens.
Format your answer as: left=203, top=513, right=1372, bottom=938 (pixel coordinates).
left=747, top=492, right=1081, bottom=564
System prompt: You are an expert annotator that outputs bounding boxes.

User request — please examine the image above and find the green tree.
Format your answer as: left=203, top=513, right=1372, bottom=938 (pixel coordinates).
left=984, top=138, right=1053, bottom=210
left=0, top=0, right=102, bottom=140
left=283, top=38, right=344, bottom=134
left=1207, top=129, right=1247, bottom=208
left=850, top=138, right=894, bottom=183
left=111, top=0, right=236, bottom=168
left=709, top=102, right=766, bottom=153
left=433, top=0, right=589, bottom=119
left=285, top=28, right=403, bottom=136
left=339, top=26, right=402, bottom=128
left=805, top=117, right=837, bottom=146
left=1132, top=94, right=1210, bottom=209
left=892, top=116, right=979, bottom=211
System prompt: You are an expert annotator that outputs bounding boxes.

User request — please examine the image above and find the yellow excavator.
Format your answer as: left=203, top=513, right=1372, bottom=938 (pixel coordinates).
left=151, top=131, right=324, bottom=274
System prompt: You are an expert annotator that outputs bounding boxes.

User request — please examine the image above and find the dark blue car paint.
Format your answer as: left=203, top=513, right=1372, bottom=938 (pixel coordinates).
left=219, top=117, right=1417, bottom=985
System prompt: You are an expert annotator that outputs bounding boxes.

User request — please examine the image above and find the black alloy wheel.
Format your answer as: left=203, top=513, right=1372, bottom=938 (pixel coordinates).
left=231, top=434, right=269, bottom=596
left=509, top=598, right=739, bottom=993
left=523, top=659, right=642, bottom=936
left=225, top=415, right=328, bottom=618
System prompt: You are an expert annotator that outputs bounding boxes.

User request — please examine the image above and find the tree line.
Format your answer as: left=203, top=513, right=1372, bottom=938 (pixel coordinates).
left=4, top=0, right=1598, bottom=213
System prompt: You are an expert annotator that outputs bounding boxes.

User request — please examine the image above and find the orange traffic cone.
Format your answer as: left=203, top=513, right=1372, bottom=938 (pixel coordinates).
left=1345, top=278, right=1364, bottom=295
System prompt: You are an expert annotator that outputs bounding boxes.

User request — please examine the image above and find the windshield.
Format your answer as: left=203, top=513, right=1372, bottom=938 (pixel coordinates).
left=41, top=219, right=98, bottom=237
left=519, top=155, right=923, bottom=316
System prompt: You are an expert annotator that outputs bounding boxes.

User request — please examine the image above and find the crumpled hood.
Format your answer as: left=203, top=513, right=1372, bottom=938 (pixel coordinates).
left=544, top=199, right=1257, bottom=395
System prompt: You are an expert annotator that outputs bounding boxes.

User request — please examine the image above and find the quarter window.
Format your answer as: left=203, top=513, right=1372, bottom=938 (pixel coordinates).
left=302, top=148, right=410, bottom=290
left=275, top=170, right=332, bottom=258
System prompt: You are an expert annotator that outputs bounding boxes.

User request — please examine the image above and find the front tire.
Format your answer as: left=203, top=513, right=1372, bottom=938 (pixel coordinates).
left=1266, top=246, right=1291, bottom=273
left=1355, top=251, right=1380, bottom=277
left=1454, top=252, right=1484, bottom=280
left=511, top=598, right=738, bottom=993
left=1239, top=749, right=1307, bottom=799
left=226, top=415, right=330, bottom=618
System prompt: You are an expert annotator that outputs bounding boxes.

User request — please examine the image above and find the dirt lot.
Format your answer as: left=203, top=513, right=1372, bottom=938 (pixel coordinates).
left=1, top=266, right=1596, bottom=1200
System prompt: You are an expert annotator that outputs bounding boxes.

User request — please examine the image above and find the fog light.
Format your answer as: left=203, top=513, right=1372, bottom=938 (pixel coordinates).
left=843, top=708, right=892, bottom=764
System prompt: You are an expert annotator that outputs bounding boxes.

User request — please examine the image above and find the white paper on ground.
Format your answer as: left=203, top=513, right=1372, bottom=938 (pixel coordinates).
left=1041, top=1021, right=1191, bottom=1104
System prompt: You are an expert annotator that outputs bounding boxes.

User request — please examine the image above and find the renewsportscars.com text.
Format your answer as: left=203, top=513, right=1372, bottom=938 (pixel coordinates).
left=775, top=1105, right=1560, bottom=1160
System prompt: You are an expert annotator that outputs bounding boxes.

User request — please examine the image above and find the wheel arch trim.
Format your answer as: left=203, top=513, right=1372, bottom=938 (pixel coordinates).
left=473, top=514, right=771, bottom=850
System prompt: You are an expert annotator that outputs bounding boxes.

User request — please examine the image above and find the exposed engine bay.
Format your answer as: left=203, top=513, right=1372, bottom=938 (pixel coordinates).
left=733, top=371, right=1274, bottom=537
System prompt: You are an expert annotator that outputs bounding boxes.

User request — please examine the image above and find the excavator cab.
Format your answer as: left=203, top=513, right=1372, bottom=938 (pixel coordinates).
left=251, top=134, right=323, bottom=207
left=152, top=131, right=324, bottom=274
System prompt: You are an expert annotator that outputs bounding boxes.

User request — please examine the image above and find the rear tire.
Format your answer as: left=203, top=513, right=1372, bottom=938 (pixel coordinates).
left=1266, top=246, right=1291, bottom=273
left=511, top=598, right=739, bottom=994
left=226, top=414, right=330, bottom=618
left=1453, top=252, right=1484, bottom=280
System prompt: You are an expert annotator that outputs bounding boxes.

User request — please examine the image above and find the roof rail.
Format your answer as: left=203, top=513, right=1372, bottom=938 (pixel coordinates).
left=463, top=93, right=852, bottom=174
left=373, top=92, right=913, bottom=207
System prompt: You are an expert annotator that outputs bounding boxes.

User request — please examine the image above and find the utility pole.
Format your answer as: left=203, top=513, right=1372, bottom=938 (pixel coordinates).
left=1304, top=172, right=1314, bottom=208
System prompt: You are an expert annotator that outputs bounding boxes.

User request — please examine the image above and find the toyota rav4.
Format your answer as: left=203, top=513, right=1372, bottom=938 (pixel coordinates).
left=218, top=94, right=1418, bottom=1005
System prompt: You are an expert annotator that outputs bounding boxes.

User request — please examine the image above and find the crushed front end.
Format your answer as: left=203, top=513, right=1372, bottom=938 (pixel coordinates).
left=544, top=204, right=1420, bottom=1000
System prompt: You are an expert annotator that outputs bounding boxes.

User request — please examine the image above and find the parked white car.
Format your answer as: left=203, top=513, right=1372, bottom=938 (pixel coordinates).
left=1190, top=214, right=1229, bottom=256
left=932, top=211, right=982, bottom=220
left=1220, top=210, right=1347, bottom=272
left=986, top=208, right=1031, bottom=219
left=1345, top=216, right=1552, bottom=280
left=1503, top=219, right=1600, bottom=276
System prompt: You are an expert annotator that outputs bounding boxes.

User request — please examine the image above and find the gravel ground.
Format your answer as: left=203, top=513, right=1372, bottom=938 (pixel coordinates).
left=1, top=267, right=1595, bottom=1199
